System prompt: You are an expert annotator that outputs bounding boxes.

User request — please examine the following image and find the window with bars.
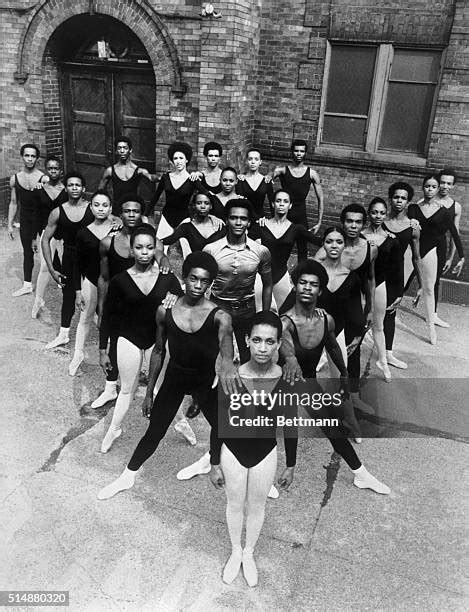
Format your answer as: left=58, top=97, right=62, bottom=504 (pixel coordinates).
left=318, top=43, right=443, bottom=157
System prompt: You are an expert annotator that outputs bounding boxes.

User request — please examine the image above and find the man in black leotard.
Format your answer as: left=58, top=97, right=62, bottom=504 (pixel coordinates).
left=8, top=144, right=44, bottom=297
left=434, top=168, right=464, bottom=328
left=42, top=171, right=94, bottom=349
left=99, top=137, right=157, bottom=215
left=97, top=251, right=240, bottom=499
left=92, top=193, right=168, bottom=408
left=272, top=139, right=324, bottom=262
left=280, top=260, right=390, bottom=494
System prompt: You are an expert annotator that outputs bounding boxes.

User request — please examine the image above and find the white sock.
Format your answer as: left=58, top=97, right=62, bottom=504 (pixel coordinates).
left=176, top=452, right=211, bottom=480
left=97, top=467, right=137, bottom=500
left=242, top=548, right=258, bottom=587
left=12, top=281, right=33, bottom=296
left=45, top=327, right=70, bottom=349
left=222, top=546, right=242, bottom=584
left=352, top=465, right=390, bottom=495
left=268, top=485, right=279, bottom=499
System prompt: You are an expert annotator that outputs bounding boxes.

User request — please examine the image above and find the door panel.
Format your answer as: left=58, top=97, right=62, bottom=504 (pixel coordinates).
left=62, top=67, right=156, bottom=198
left=115, top=73, right=156, bottom=202
left=63, top=71, right=113, bottom=190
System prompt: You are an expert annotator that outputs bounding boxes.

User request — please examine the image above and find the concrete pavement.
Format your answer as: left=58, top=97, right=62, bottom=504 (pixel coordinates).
left=1, top=230, right=468, bottom=611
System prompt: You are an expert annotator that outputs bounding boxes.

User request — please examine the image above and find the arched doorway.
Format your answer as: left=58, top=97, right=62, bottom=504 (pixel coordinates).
left=50, top=14, right=156, bottom=194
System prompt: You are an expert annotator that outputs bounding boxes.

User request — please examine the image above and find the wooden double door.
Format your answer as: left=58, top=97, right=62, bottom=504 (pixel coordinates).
left=62, top=65, right=156, bottom=195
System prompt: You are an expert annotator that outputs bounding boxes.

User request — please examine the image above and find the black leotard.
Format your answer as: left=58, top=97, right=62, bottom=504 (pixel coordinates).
left=76, top=227, right=112, bottom=286
left=100, top=270, right=182, bottom=350
left=15, top=174, right=44, bottom=283
left=33, top=186, right=67, bottom=237
left=111, top=166, right=141, bottom=215
left=383, top=223, right=414, bottom=257
left=282, top=312, right=327, bottom=377
left=236, top=178, right=274, bottom=218
left=407, top=204, right=464, bottom=259
left=58, top=204, right=94, bottom=247
left=279, top=167, right=312, bottom=205
left=200, top=173, right=222, bottom=194
left=374, top=235, right=403, bottom=299
left=162, top=221, right=225, bottom=252
left=108, top=235, right=133, bottom=278
left=220, top=377, right=298, bottom=469
left=249, top=223, right=321, bottom=283
left=147, top=173, right=197, bottom=227
left=318, top=271, right=363, bottom=336
left=15, top=174, right=41, bottom=218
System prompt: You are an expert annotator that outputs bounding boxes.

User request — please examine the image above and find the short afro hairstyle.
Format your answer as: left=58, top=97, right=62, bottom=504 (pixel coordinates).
left=115, top=136, right=132, bottom=149
left=291, top=259, right=329, bottom=291
left=290, top=139, right=308, bottom=152
left=117, top=192, right=145, bottom=213
left=64, top=170, right=86, bottom=187
left=203, top=141, right=222, bottom=156
left=368, top=197, right=387, bottom=213
left=182, top=251, right=218, bottom=281
left=247, top=310, right=282, bottom=340
left=388, top=181, right=414, bottom=202
left=224, top=198, right=254, bottom=220
left=168, top=141, right=193, bottom=163
left=340, top=203, right=367, bottom=224
left=20, top=143, right=40, bottom=157
left=130, top=223, right=156, bottom=246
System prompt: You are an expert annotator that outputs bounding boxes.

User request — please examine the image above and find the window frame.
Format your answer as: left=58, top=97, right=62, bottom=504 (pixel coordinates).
left=316, top=41, right=446, bottom=164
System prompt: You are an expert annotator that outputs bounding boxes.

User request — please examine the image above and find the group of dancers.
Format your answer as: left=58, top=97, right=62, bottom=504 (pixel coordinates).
left=7, top=137, right=465, bottom=586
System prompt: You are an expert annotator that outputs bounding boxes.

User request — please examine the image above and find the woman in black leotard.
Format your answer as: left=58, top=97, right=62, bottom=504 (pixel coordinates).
left=408, top=174, right=464, bottom=344
left=212, top=311, right=297, bottom=587
left=99, top=224, right=182, bottom=452
left=251, top=189, right=321, bottom=311
left=362, top=198, right=404, bottom=382
left=68, top=191, right=115, bottom=376
left=31, top=156, right=68, bottom=319
left=204, top=167, right=242, bottom=220
left=317, top=227, right=363, bottom=374
left=162, top=191, right=225, bottom=254
left=382, top=182, right=422, bottom=368
left=146, top=142, right=197, bottom=246
left=236, top=149, right=274, bottom=218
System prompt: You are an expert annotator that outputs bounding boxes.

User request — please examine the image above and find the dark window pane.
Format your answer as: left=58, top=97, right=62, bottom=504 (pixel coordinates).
left=322, top=116, right=367, bottom=147
left=379, top=83, right=436, bottom=154
left=326, top=46, right=376, bottom=115
left=72, top=78, right=106, bottom=113
left=391, top=50, right=440, bottom=82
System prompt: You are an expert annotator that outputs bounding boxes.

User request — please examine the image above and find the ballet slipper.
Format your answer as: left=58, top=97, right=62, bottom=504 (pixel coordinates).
left=242, top=548, right=258, bottom=587
left=376, top=360, right=392, bottom=382
left=352, top=465, right=390, bottom=495
left=267, top=485, right=279, bottom=499
left=31, top=297, right=45, bottom=318
left=222, top=547, right=242, bottom=584
left=174, top=418, right=197, bottom=445
left=386, top=351, right=407, bottom=369
left=68, top=351, right=85, bottom=376
left=100, top=427, right=122, bottom=453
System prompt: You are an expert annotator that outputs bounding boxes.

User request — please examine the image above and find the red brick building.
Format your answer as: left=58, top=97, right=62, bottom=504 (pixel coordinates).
left=1, top=0, right=468, bottom=288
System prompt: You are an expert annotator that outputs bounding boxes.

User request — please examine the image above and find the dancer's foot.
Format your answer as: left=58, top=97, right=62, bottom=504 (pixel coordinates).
left=45, top=328, right=70, bottom=349
left=100, top=427, right=122, bottom=453
left=353, top=437, right=362, bottom=444
left=427, top=323, right=437, bottom=345
left=386, top=351, right=407, bottom=370
left=376, top=360, right=392, bottom=382
left=352, top=465, right=390, bottom=495
left=268, top=485, right=279, bottom=499
left=68, top=351, right=85, bottom=376
left=12, top=282, right=33, bottom=297
left=242, top=548, right=258, bottom=587
left=222, top=547, right=242, bottom=584
left=91, top=381, right=118, bottom=409
left=176, top=452, right=210, bottom=480
left=97, top=468, right=137, bottom=500
left=434, top=315, right=450, bottom=328
left=31, top=297, right=45, bottom=318
left=350, top=392, right=375, bottom=415
left=174, top=418, right=197, bottom=446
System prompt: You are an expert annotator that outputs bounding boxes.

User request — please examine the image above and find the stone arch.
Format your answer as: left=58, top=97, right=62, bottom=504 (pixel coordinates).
left=15, top=0, right=185, bottom=96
